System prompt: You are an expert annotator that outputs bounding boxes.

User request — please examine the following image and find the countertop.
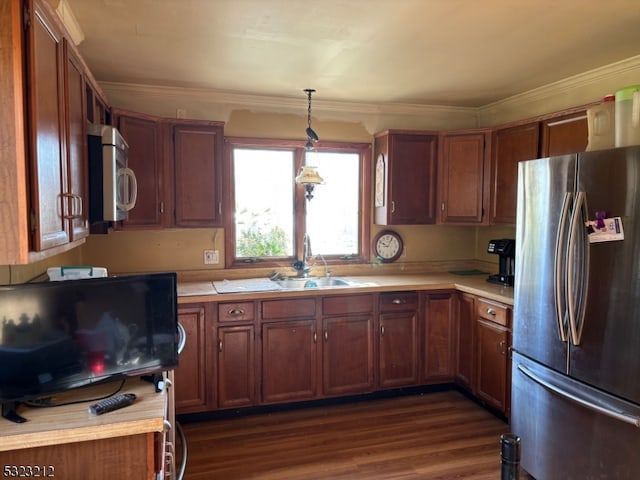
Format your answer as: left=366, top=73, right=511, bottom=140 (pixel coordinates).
left=178, top=273, right=514, bottom=305
left=0, top=377, right=166, bottom=452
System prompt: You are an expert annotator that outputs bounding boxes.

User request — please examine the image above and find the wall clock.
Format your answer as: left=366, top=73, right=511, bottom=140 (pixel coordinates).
left=373, top=230, right=403, bottom=263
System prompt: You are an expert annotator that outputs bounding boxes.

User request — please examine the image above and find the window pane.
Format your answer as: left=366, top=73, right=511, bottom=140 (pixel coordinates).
left=234, top=149, right=294, bottom=258
left=305, top=151, right=360, bottom=256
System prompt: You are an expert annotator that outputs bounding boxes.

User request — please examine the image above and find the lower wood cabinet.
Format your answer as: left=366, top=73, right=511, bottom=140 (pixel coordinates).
left=322, top=294, right=375, bottom=396
left=455, top=293, right=476, bottom=391
left=423, top=292, right=456, bottom=383
left=217, top=325, right=255, bottom=409
left=378, top=292, right=420, bottom=389
left=261, top=319, right=318, bottom=404
left=174, top=305, right=209, bottom=414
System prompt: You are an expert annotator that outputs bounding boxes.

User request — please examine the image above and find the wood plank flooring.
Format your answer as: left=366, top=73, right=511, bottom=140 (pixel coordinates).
left=178, top=390, right=513, bottom=479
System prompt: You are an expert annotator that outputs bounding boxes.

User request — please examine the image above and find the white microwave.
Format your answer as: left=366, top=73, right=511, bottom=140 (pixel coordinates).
left=88, top=124, right=137, bottom=222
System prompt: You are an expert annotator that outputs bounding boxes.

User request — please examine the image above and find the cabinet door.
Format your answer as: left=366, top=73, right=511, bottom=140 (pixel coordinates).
left=173, top=123, right=224, bottom=227
left=27, top=0, right=69, bottom=251
left=423, top=293, right=455, bottom=382
left=374, top=132, right=438, bottom=225
left=455, top=293, right=475, bottom=391
left=379, top=311, right=419, bottom=388
left=541, top=110, right=588, bottom=157
left=64, top=42, right=89, bottom=241
left=490, top=123, right=539, bottom=224
left=115, top=111, right=164, bottom=228
left=475, top=318, right=510, bottom=413
left=438, top=131, right=489, bottom=224
left=218, top=325, right=256, bottom=409
left=174, top=306, right=208, bottom=414
left=322, top=315, right=375, bottom=396
left=261, top=320, right=317, bottom=403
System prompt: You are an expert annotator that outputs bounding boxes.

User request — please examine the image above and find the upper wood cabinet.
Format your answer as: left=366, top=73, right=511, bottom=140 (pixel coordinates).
left=112, top=110, right=224, bottom=229
left=172, top=122, right=224, bottom=227
left=540, top=110, right=588, bottom=157
left=374, top=130, right=438, bottom=225
left=489, top=122, right=540, bottom=224
left=438, top=130, right=490, bottom=224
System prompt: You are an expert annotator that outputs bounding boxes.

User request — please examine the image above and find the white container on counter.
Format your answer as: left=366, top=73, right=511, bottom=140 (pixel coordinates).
left=615, top=84, right=640, bottom=148
left=586, top=94, right=615, bottom=151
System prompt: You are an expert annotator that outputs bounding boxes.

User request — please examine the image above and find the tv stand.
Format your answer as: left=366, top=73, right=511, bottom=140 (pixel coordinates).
left=1, top=402, right=26, bottom=423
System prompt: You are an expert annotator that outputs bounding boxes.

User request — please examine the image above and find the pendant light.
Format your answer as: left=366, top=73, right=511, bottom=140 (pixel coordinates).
left=304, top=88, right=319, bottom=150
left=296, top=88, right=324, bottom=200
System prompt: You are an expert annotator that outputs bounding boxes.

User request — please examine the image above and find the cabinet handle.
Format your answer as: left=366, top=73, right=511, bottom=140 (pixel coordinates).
left=392, top=298, right=406, bottom=305
left=313, top=332, right=317, bottom=343
left=218, top=339, right=223, bottom=352
left=160, top=201, right=165, bottom=214
left=324, top=330, right=328, bottom=342
left=441, top=202, right=445, bottom=212
left=380, top=325, right=385, bottom=336
left=498, top=340, right=507, bottom=355
left=228, top=308, right=245, bottom=316
left=391, top=200, right=395, bottom=213
left=486, top=308, right=497, bottom=316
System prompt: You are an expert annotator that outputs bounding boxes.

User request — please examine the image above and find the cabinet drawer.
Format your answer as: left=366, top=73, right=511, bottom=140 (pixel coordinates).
left=218, top=302, right=255, bottom=322
left=476, top=298, right=510, bottom=327
left=323, top=294, right=374, bottom=316
left=379, top=292, right=418, bottom=312
left=261, top=298, right=316, bottom=320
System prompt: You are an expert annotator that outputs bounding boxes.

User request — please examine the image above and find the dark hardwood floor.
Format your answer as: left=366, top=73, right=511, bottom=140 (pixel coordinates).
left=178, top=389, right=513, bottom=479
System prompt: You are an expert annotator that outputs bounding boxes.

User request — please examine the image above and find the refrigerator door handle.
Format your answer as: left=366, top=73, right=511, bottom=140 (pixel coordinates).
left=517, top=363, right=640, bottom=428
left=567, top=191, right=589, bottom=345
left=554, top=192, right=572, bottom=342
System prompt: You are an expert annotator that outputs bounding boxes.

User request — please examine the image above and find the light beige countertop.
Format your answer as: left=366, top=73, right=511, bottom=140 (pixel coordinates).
left=178, top=273, right=514, bottom=305
left=0, top=377, right=166, bottom=452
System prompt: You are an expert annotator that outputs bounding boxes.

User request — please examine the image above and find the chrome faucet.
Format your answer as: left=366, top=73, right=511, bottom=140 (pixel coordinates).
left=293, top=233, right=313, bottom=277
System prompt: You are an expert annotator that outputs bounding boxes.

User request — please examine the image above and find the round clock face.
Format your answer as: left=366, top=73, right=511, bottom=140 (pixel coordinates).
left=374, top=230, right=403, bottom=262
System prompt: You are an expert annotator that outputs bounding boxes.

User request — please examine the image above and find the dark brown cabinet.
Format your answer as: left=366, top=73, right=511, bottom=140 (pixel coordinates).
left=374, top=130, right=438, bottom=225
left=378, top=292, right=420, bottom=388
left=423, top=292, right=456, bottom=382
left=173, top=123, right=224, bottom=227
left=541, top=110, right=588, bottom=157
left=455, top=293, right=476, bottom=391
left=261, top=320, right=318, bottom=404
left=474, top=298, right=511, bottom=416
left=174, top=305, right=209, bottom=414
left=489, top=122, right=540, bottom=224
left=27, top=0, right=70, bottom=251
left=438, top=131, right=490, bottom=224
left=321, top=295, right=375, bottom=396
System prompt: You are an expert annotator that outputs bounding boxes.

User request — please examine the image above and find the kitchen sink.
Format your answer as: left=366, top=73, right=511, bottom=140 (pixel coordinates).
left=276, top=276, right=359, bottom=290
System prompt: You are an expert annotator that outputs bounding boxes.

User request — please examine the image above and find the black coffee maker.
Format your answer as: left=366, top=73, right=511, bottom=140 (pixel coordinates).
left=487, top=239, right=515, bottom=286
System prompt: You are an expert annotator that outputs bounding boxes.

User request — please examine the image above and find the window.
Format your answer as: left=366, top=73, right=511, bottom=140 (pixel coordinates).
left=225, top=138, right=371, bottom=268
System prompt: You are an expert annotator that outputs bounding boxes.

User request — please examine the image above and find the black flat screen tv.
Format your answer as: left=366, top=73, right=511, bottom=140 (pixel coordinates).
left=0, top=272, right=178, bottom=420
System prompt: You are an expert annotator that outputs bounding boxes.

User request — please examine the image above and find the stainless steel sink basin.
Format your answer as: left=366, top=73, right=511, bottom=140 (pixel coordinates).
left=276, top=276, right=358, bottom=290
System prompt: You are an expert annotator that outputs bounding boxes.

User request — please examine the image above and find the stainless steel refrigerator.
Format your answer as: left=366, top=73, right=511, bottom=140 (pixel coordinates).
left=512, top=145, right=640, bottom=479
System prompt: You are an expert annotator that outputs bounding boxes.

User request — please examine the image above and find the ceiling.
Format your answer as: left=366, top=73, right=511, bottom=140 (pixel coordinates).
left=62, top=0, right=640, bottom=108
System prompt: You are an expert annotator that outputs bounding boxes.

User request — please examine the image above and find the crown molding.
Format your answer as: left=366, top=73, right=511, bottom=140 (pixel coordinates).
left=99, top=81, right=476, bottom=117
left=479, top=55, right=640, bottom=115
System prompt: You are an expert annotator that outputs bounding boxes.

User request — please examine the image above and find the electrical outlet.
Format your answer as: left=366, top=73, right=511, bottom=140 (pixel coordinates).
left=176, top=108, right=187, bottom=119
left=203, top=250, right=219, bottom=265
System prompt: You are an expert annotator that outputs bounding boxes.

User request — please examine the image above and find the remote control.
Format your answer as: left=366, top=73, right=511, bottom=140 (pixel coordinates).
left=89, top=393, right=137, bottom=415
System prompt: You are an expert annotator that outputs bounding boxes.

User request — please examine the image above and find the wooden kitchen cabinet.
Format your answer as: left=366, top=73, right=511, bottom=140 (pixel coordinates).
left=261, top=319, right=318, bottom=403
left=489, top=122, right=540, bottom=224
left=216, top=300, right=257, bottom=409
left=374, top=130, right=438, bottom=225
left=113, top=110, right=165, bottom=229
left=455, top=292, right=476, bottom=392
left=474, top=298, right=511, bottom=416
left=540, top=109, right=588, bottom=157
left=321, top=295, right=375, bottom=396
left=172, top=122, right=224, bottom=227
left=438, top=130, right=490, bottom=224
left=174, top=305, right=209, bottom=414
left=423, top=292, right=456, bottom=383
left=378, top=292, right=420, bottom=388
